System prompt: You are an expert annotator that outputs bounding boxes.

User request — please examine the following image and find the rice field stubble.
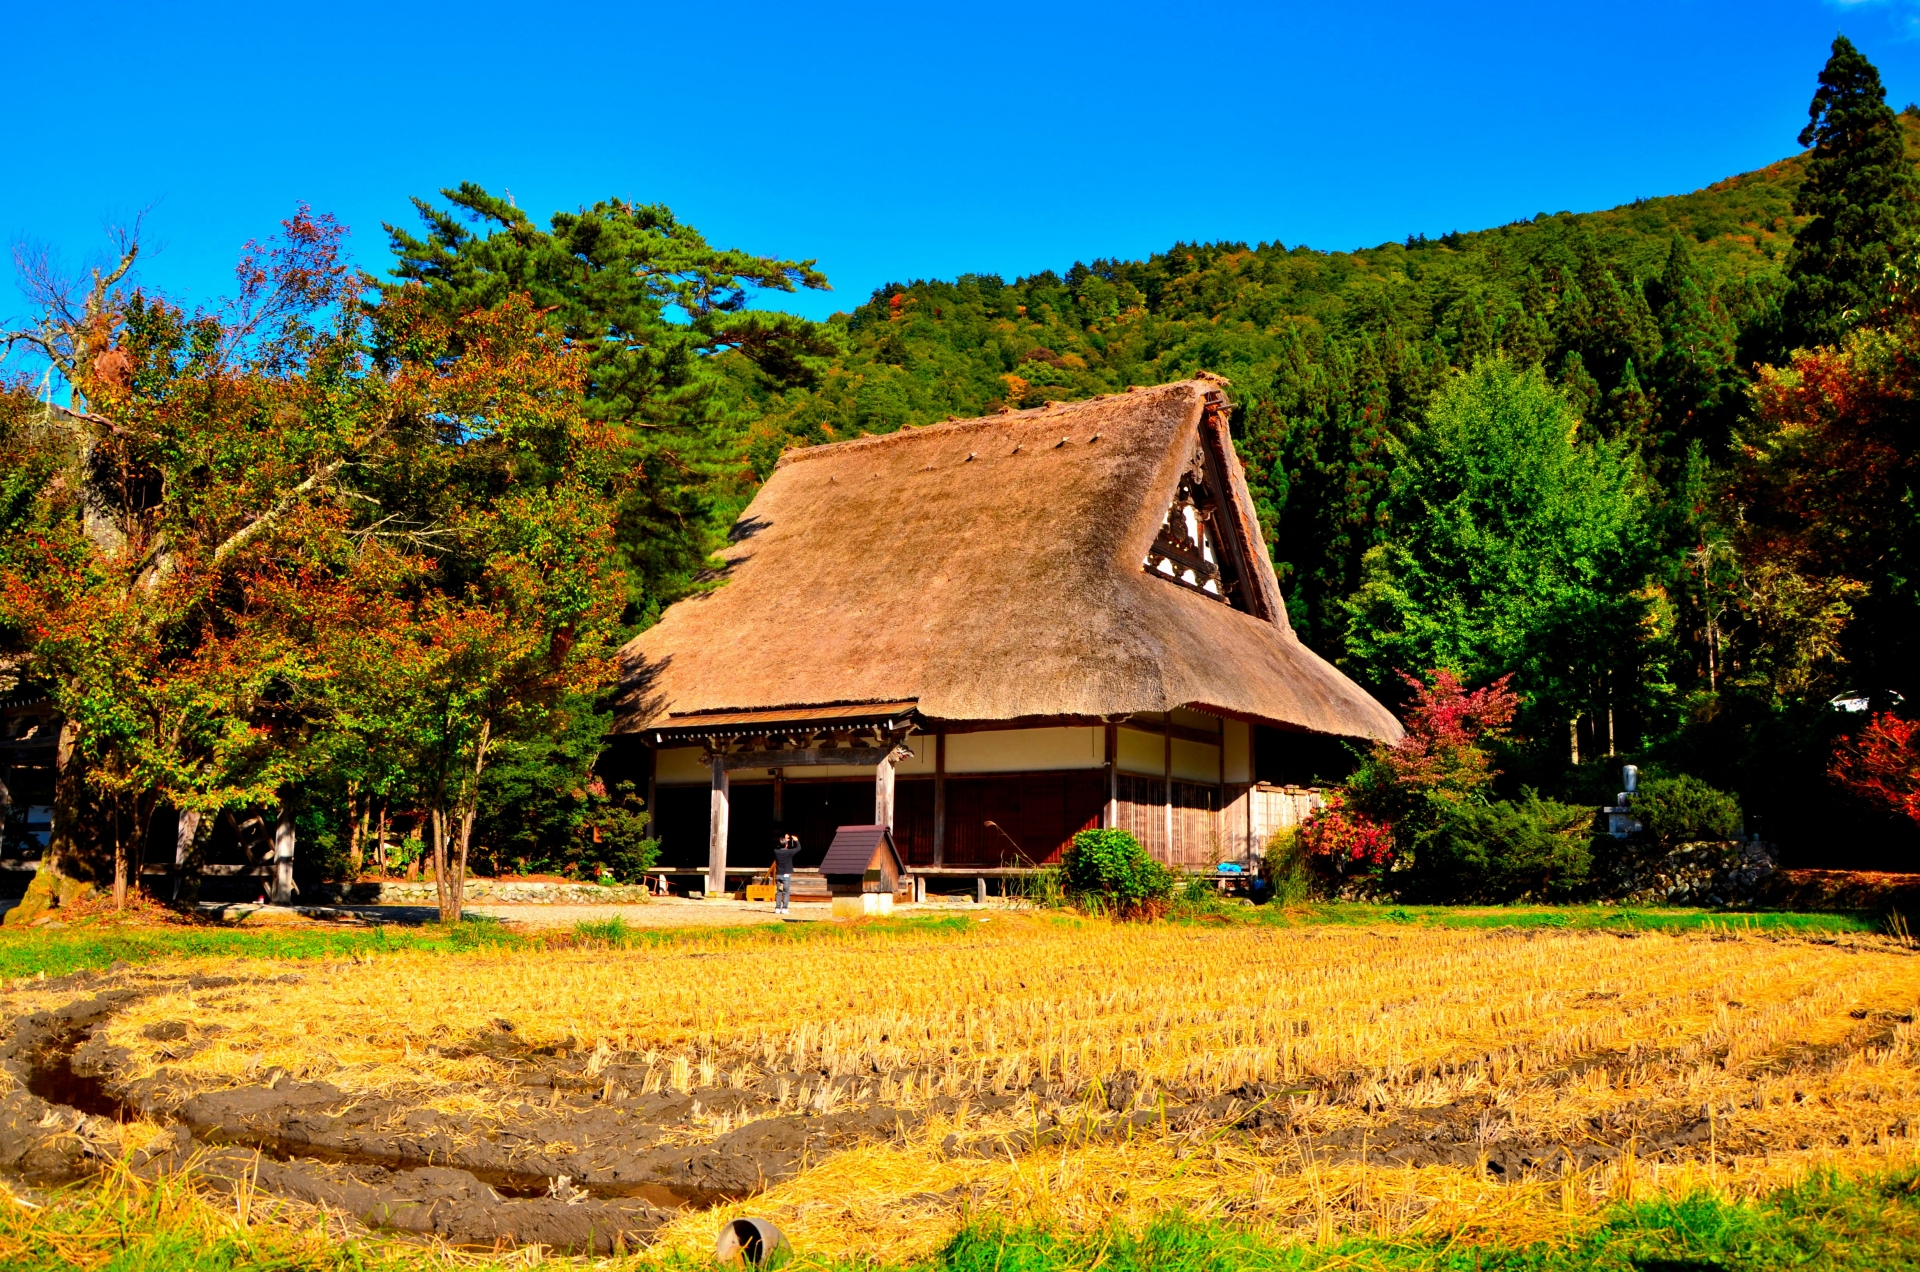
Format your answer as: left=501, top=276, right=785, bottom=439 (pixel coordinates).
left=4, top=913, right=1919, bottom=1262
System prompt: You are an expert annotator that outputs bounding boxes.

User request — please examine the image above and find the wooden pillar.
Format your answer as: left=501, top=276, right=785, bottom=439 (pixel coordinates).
left=1216, top=722, right=1226, bottom=864
left=772, top=767, right=784, bottom=824
left=1162, top=716, right=1174, bottom=865
left=271, top=814, right=295, bottom=906
left=707, top=757, right=730, bottom=897
left=875, top=749, right=897, bottom=833
left=644, top=747, right=657, bottom=835
left=932, top=733, right=947, bottom=867
left=1104, top=724, right=1118, bottom=830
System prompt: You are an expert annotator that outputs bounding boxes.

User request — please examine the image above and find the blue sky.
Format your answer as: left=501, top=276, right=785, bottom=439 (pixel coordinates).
left=3, top=1, right=1920, bottom=326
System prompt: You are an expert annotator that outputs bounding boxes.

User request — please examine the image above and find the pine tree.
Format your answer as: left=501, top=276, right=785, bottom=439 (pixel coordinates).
left=383, top=184, right=836, bottom=620
left=1782, top=35, right=1920, bottom=350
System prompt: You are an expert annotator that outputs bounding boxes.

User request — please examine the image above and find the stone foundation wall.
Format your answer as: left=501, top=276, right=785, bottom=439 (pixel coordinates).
left=1597, top=840, right=1776, bottom=907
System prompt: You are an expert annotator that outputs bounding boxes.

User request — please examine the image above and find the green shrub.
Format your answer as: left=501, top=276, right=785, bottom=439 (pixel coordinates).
left=1061, top=830, right=1176, bottom=918
left=1413, top=792, right=1595, bottom=903
left=1634, top=774, right=1742, bottom=845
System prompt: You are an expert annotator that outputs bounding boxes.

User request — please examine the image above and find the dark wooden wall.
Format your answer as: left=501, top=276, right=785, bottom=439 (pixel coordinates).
left=653, top=771, right=1107, bottom=870
left=898, top=771, right=1106, bottom=866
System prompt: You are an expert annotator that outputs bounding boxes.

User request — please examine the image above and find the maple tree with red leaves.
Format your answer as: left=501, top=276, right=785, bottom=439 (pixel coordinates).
left=1830, top=713, right=1920, bottom=826
left=1300, top=669, right=1519, bottom=873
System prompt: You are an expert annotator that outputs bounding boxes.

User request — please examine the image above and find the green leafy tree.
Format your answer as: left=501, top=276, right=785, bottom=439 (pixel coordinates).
left=382, top=185, right=836, bottom=619
left=1782, top=35, right=1920, bottom=350
left=1341, top=360, right=1663, bottom=754
left=0, top=212, right=386, bottom=910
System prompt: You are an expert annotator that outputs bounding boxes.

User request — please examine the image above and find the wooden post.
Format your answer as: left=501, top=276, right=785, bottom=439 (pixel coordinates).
left=271, top=814, right=295, bottom=905
left=1216, top=722, right=1226, bottom=865
left=1104, top=724, right=1118, bottom=830
left=875, top=749, right=897, bottom=833
left=932, top=733, right=946, bottom=867
left=914, top=875, right=926, bottom=903
left=644, top=747, right=657, bottom=839
left=773, top=767, right=784, bottom=824
left=707, top=757, right=730, bottom=898
left=975, top=877, right=986, bottom=905
left=1163, top=716, right=1174, bottom=864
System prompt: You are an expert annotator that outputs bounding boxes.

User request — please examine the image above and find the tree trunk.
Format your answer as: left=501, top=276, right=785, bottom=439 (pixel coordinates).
left=431, top=807, right=452, bottom=922
left=272, top=813, right=296, bottom=905
left=112, top=798, right=128, bottom=911
left=46, top=720, right=87, bottom=884
left=376, top=803, right=388, bottom=873
left=347, top=785, right=364, bottom=877
left=436, top=718, right=491, bottom=925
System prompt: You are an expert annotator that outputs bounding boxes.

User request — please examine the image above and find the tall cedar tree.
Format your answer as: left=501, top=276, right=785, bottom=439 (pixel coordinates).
left=381, top=185, right=836, bottom=620
left=1783, top=36, right=1920, bottom=351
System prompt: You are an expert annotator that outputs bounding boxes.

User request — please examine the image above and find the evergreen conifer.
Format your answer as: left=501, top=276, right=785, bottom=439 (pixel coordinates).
left=1782, top=35, right=1920, bottom=349
left=1653, top=236, right=1741, bottom=454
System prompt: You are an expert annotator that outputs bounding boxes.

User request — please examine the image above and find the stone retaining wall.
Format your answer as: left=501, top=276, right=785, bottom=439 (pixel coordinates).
left=308, top=881, right=654, bottom=905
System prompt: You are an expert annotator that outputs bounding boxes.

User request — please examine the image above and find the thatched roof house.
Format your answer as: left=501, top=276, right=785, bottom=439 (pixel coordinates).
left=614, top=377, right=1400, bottom=894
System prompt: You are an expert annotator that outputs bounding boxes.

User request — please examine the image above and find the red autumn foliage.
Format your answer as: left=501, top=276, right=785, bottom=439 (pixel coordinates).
left=1297, top=791, right=1396, bottom=867
left=1831, top=712, right=1920, bottom=826
left=1300, top=669, right=1520, bottom=872
left=1373, top=669, right=1519, bottom=807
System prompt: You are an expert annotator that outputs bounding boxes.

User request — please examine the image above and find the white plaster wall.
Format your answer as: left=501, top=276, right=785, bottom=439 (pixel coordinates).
left=895, top=742, right=935, bottom=775
left=655, top=747, right=711, bottom=785
left=1170, top=706, right=1221, bottom=733
left=1172, top=738, right=1221, bottom=783
left=1116, top=727, right=1165, bottom=776
left=945, top=727, right=1103, bottom=773
left=1223, top=718, right=1252, bottom=785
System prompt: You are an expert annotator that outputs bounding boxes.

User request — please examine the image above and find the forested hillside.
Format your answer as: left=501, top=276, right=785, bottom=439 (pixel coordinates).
left=738, top=111, right=1920, bottom=655
left=710, top=99, right=1920, bottom=860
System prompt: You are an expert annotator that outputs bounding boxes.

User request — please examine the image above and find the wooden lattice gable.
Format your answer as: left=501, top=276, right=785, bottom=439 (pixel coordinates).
left=1141, top=393, right=1269, bottom=618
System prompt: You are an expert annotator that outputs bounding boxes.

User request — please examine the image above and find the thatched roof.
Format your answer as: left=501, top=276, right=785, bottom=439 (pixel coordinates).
left=616, top=378, right=1402, bottom=743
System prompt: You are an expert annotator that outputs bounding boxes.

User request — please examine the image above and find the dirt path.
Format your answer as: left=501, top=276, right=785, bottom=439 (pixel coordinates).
left=209, top=896, right=1001, bottom=927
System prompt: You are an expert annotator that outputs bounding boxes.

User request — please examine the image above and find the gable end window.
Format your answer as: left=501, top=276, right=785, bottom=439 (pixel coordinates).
left=1143, top=441, right=1256, bottom=614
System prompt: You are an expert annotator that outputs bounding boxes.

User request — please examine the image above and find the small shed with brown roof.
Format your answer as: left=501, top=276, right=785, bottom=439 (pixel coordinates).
left=613, top=377, right=1401, bottom=895
left=819, top=825, right=905, bottom=897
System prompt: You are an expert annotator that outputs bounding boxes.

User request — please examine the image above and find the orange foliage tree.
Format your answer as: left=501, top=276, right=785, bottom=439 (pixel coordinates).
left=0, top=212, right=621, bottom=918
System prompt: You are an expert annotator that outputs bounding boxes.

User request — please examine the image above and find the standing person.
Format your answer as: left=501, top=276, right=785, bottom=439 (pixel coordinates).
left=772, top=833, right=800, bottom=916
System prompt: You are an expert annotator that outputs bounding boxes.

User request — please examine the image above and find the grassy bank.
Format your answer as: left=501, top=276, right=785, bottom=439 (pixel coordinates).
left=0, top=900, right=1884, bottom=982
left=1272, top=902, right=1883, bottom=935
left=0, top=911, right=984, bottom=981
left=4, top=1164, right=1919, bottom=1270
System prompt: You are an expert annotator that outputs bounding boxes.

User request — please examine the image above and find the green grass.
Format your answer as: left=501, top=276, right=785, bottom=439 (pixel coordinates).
left=0, top=911, right=983, bottom=981
left=0, top=896, right=1878, bottom=985
left=0, top=917, right=526, bottom=981
left=920, top=1169, right=1920, bottom=1271
left=5, top=1165, right=1919, bottom=1270
left=1231, top=903, right=1883, bottom=936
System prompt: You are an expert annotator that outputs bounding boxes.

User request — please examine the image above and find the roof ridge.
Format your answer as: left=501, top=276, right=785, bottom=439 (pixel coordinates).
left=772, top=380, right=1202, bottom=469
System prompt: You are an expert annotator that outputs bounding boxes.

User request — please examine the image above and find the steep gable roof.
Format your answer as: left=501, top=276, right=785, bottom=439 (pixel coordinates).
left=616, top=378, right=1402, bottom=743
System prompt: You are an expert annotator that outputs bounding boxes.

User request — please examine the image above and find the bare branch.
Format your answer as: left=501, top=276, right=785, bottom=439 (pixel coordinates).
left=210, top=457, right=348, bottom=570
